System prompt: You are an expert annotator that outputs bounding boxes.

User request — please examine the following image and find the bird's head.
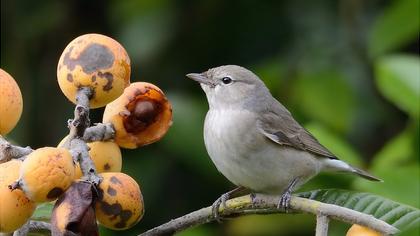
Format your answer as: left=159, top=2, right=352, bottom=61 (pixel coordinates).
left=187, top=65, right=269, bottom=110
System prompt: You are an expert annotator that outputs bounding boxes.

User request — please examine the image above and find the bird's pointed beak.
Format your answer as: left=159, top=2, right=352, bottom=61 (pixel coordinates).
left=186, top=73, right=209, bottom=84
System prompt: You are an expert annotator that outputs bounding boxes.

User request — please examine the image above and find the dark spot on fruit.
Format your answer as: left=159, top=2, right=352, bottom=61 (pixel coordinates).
left=67, top=73, right=73, bottom=82
left=91, top=75, right=96, bottom=82
left=115, top=221, right=126, bottom=229
left=114, top=210, right=132, bottom=228
left=110, top=176, right=122, bottom=185
left=104, top=163, right=110, bottom=170
left=100, top=201, right=122, bottom=216
left=62, top=43, right=114, bottom=74
left=123, top=98, right=162, bottom=134
left=47, top=187, right=64, bottom=199
left=97, top=71, right=114, bottom=91
left=107, top=186, right=117, bottom=196
left=120, top=210, right=132, bottom=221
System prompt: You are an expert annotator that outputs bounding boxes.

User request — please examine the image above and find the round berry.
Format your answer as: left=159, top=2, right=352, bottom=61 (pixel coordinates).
left=18, top=147, right=75, bottom=202
left=58, top=136, right=122, bottom=179
left=0, top=160, right=36, bottom=233
left=103, top=82, right=172, bottom=149
left=57, top=34, right=131, bottom=108
left=0, top=69, right=23, bottom=135
left=95, top=172, right=144, bottom=230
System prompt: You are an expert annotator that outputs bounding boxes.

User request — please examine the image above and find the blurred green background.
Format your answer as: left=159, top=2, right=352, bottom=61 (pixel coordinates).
left=1, top=0, right=419, bottom=235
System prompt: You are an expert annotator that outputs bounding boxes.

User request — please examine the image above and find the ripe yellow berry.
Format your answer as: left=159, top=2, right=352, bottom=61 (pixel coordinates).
left=19, top=147, right=75, bottom=202
left=95, top=172, right=144, bottom=230
left=0, top=160, right=36, bottom=233
left=346, top=224, right=383, bottom=236
left=57, top=33, right=131, bottom=108
left=103, top=82, right=172, bottom=149
left=0, top=69, right=23, bottom=135
left=58, top=136, right=122, bottom=178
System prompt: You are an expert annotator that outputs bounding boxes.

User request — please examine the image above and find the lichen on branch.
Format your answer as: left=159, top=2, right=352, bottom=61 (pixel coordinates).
left=66, top=87, right=101, bottom=184
left=0, top=136, right=32, bottom=163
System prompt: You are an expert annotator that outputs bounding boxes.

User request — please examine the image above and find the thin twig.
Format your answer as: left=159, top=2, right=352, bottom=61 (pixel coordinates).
left=67, top=87, right=101, bottom=184
left=68, top=87, right=92, bottom=139
left=0, top=136, right=32, bottom=163
left=12, top=220, right=51, bottom=236
left=315, top=214, right=329, bottom=236
left=138, top=194, right=399, bottom=236
left=70, top=138, right=101, bottom=184
left=83, top=123, right=115, bottom=142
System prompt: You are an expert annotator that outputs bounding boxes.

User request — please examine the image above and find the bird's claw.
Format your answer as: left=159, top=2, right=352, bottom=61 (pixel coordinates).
left=277, top=177, right=299, bottom=212
left=250, top=192, right=257, bottom=205
left=277, top=190, right=292, bottom=211
left=211, top=192, right=230, bottom=222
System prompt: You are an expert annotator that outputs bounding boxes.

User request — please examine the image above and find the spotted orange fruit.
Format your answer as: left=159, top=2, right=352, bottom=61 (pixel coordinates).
left=95, top=172, right=144, bottom=230
left=57, top=33, right=130, bottom=108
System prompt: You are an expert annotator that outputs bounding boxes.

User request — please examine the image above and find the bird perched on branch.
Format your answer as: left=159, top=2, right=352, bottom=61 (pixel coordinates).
left=187, top=65, right=381, bottom=217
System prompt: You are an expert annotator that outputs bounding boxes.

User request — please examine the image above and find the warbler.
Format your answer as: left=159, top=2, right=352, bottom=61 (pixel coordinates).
left=187, top=65, right=380, bottom=215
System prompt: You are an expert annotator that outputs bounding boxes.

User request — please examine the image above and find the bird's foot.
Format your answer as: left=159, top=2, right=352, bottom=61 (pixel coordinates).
left=211, top=186, right=249, bottom=222
left=212, top=192, right=230, bottom=222
left=277, top=177, right=300, bottom=212
left=250, top=192, right=257, bottom=205
left=277, top=190, right=292, bottom=210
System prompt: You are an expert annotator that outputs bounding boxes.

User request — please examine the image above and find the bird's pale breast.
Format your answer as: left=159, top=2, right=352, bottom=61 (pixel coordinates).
left=204, top=109, right=322, bottom=194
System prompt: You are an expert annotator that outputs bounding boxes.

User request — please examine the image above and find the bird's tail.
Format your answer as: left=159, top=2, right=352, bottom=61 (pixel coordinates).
left=321, top=159, right=382, bottom=182
left=350, top=166, right=382, bottom=182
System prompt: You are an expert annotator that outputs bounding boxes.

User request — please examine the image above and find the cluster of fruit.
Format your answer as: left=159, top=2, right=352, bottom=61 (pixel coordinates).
left=0, top=33, right=172, bottom=234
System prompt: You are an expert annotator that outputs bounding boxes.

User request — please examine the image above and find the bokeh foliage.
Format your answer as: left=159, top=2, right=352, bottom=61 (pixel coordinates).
left=1, top=0, right=419, bottom=235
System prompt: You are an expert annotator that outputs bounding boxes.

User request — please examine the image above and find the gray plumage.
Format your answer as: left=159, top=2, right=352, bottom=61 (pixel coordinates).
left=187, top=65, right=380, bottom=196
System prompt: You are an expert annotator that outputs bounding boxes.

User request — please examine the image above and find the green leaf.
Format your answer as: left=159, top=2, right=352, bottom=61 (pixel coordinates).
left=354, top=165, right=419, bottom=209
left=354, top=127, right=419, bottom=208
left=370, top=127, right=414, bottom=169
left=368, top=0, right=420, bottom=57
left=374, top=54, right=420, bottom=118
left=298, top=189, right=420, bottom=232
left=290, top=70, right=357, bottom=133
left=31, top=202, right=54, bottom=221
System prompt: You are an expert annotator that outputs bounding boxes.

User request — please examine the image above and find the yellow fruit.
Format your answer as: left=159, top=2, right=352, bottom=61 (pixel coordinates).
left=95, top=172, right=144, bottom=230
left=19, top=147, right=75, bottom=202
left=0, top=69, right=23, bottom=135
left=0, top=160, right=36, bottom=233
left=57, top=33, right=131, bottom=108
left=346, top=224, right=383, bottom=236
left=103, top=82, right=172, bottom=149
left=58, top=136, right=122, bottom=178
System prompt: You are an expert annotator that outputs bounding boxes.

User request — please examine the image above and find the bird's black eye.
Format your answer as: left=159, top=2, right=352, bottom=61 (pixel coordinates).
left=221, top=77, right=233, bottom=84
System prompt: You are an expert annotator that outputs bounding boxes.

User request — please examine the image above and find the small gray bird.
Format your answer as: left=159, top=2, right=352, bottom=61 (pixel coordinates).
left=187, top=65, right=380, bottom=214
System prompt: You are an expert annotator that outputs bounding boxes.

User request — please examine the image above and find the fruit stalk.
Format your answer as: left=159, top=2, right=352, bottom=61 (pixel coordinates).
left=66, top=87, right=102, bottom=184
left=83, top=123, right=115, bottom=142
left=0, top=135, right=32, bottom=164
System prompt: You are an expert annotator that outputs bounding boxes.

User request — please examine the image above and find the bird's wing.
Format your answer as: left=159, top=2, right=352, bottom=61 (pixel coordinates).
left=257, top=101, right=337, bottom=159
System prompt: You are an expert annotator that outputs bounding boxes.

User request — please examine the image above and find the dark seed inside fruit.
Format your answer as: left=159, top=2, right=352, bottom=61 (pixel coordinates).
left=123, top=99, right=162, bottom=134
